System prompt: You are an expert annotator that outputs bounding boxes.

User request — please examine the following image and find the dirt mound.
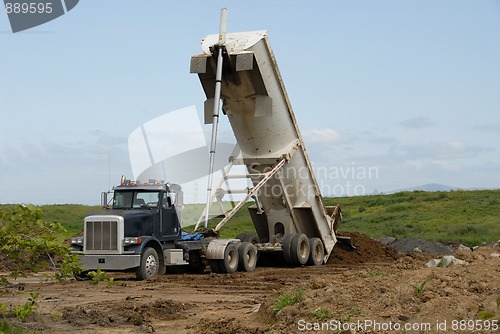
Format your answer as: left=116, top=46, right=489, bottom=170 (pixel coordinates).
left=62, top=299, right=189, bottom=329
left=327, top=232, right=400, bottom=265
left=188, top=317, right=262, bottom=334
left=389, top=238, right=453, bottom=255
left=261, top=246, right=500, bottom=334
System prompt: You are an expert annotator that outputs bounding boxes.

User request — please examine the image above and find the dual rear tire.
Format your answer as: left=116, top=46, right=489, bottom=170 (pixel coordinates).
left=283, top=234, right=324, bottom=266
left=209, top=241, right=258, bottom=274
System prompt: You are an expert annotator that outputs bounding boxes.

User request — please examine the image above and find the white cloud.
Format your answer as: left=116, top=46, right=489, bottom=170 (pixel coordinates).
left=428, top=141, right=478, bottom=159
left=391, top=140, right=486, bottom=161
left=302, top=127, right=342, bottom=144
left=399, top=116, right=434, bottom=129
left=404, top=160, right=425, bottom=170
left=476, top=122, right=500, bottom=134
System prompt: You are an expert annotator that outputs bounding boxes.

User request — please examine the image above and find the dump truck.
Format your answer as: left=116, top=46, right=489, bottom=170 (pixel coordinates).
left=71, top=15, right=342, bottom=280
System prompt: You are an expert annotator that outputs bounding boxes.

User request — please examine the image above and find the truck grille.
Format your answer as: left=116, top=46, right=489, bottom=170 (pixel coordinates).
left=85, top=220, right=118, bottom=251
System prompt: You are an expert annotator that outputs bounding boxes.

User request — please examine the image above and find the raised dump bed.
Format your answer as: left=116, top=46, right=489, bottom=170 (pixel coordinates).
left=191, top=30, right=340, bottom=263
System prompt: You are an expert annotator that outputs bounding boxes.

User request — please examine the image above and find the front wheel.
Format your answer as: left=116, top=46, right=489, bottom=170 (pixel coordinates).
left=136, top=247, right=159, bottom=280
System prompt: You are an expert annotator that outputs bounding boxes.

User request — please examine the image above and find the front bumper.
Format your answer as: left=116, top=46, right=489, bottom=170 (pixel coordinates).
left=78, top=254, right=141, bottom=271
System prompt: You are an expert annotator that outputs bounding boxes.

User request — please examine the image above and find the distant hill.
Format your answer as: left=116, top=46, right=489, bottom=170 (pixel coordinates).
left=390, top=183, right=459, bottom=193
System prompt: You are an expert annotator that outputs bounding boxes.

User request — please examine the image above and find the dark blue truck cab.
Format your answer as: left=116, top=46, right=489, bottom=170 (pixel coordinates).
left=70, top=177, right=252, bottom=280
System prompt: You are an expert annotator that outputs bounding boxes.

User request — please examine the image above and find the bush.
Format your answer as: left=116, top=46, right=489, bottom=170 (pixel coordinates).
left=0, top=205, right=81, bottom=280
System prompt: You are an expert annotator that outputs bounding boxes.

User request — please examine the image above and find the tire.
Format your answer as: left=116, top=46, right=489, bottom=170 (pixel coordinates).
left=136, top=247, right=159, bottom=280
left=307, top=238, right=324, bottom=266
left=188, top=252, right=206, bottom=274
left=290, top=234, right=310, bottom=265
left=74, top=271, right=91, bottom=281
left=236, top=233, right=260, bottom=244
left=238, top=242, right=258, bottom=272
left=219, top=243, right=239, bottom=274
left=209, top=260, right=221, bottom=274
left=282, top=234, right=294, bottom=265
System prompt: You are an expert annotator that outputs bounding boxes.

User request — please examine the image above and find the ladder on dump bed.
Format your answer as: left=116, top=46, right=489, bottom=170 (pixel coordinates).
left=195, top=150, right=287, bottom=232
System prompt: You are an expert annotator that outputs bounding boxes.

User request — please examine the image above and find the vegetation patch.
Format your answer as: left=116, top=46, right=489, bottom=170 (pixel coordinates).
left=272, top=287, right=304, bottom=315
left=4, top=189, right=499, bottom=245
left=327, top=189, right=500, bottom=245
left=0, top=205, right=81, bottom=280
left=412, top=278, right=429, bottom=298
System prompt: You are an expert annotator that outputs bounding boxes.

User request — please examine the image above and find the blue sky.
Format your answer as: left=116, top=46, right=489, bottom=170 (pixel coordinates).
left=1, top=0, right=499, bottom=204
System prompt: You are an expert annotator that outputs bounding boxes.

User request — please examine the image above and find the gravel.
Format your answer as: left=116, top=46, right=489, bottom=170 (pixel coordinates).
left=386, top=238, right=453, bottom=255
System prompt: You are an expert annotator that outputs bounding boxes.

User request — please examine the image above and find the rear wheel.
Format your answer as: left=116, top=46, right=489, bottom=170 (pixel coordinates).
left=307, top=238, right=324, bottom=266
left=209, top=260, right=221, bottom=274
left=188, top=252, right=206, bottom=274
left=136, top=247, right=159, bottom=280
left=282, top=234, right=294, bottom=265
left=219, top=243, right=239, bottom=274
left=290, top=234, right=310, bottom=265
left=238, top=242, right=258, bottom=272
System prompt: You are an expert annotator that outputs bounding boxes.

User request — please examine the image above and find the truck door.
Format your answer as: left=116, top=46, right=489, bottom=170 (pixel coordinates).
left=160, top=193, right=180, bottom=239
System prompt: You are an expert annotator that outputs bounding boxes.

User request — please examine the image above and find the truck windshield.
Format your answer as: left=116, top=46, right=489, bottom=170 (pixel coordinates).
left=113, top=191, right=160, bottom=209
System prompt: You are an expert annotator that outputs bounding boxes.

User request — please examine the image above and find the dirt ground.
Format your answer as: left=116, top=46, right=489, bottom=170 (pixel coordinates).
left=1, top=233, right=499, bottom=334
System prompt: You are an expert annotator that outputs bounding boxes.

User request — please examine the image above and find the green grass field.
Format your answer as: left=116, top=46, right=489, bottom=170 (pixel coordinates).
left=34, top=189, right=500, bottom=245
left=326, top=189, right=500, bottom=245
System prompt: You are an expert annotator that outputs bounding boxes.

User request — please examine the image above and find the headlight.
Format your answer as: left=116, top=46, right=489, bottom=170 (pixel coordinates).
left=71, top=237, right=83, bottom=245
left=123, top=237, right=142, bottom=245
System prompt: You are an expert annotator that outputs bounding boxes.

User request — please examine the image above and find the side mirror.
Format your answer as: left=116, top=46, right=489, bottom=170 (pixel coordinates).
left=176, top=190, right=184, bottom=207
left=101, top=191, right=112, bottom=209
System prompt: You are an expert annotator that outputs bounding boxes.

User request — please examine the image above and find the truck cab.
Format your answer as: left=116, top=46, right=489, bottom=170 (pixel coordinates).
left=111, top=181, right=182, bottom=242
left=70, top=178, right=186, bottom=280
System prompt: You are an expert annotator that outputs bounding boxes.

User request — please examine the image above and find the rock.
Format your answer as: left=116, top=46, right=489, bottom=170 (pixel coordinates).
left=490, top=253, right=500, bottom=258
left=482, top=240, right=500, bottom=247
left=477, top=282, right=488, bottom=293
left=422, top=291, right=434, bottom=302
left=398, top=314, right=410, bottom=321
left=389, top=238, right=453, bottom=255
left=426, top=255, right=466, bottom=268
left=426, top=259, right=441, bottom=268
left=443, top=255, right=466, bottom=267
left=457, top=244, right=472, bottom=252
left=376, top=237, right=396, bottom=245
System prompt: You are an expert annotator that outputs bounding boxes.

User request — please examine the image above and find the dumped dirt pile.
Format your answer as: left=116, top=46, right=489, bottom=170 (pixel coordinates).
left=327, top=232, right=400, bottom=265
left=259, top=247, right=500, bottom=334
left=62, top=299, right=189, bottom=328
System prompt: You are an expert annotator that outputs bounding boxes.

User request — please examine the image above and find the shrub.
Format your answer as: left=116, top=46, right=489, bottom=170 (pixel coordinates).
left=0, top=205, right=81, bottom=280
